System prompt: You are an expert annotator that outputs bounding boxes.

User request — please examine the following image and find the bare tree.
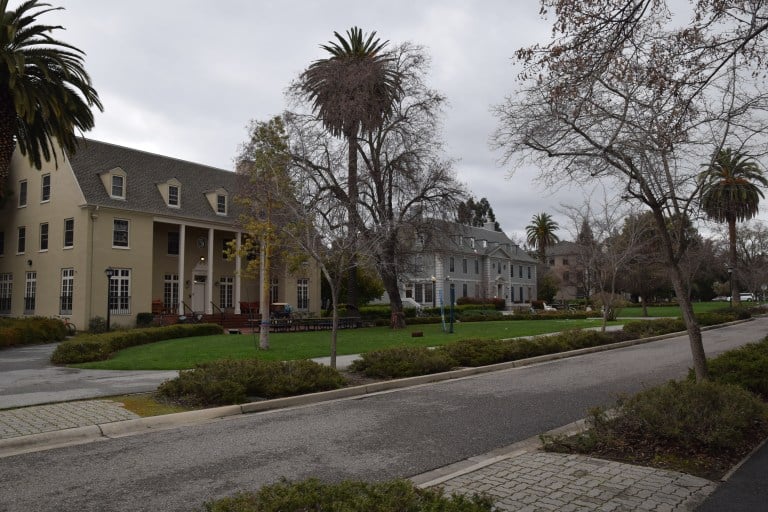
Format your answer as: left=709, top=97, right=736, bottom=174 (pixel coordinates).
left=289, top=43, right=464, bottom=328
left=493, top=0, right=768, bottom=380
left=562, top=197, right=650, bottom=330
left=236, top=116, right=379, bottom=368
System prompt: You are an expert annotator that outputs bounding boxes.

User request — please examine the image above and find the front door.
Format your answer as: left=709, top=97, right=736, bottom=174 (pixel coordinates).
left=191, top=274, right=207, bottom=313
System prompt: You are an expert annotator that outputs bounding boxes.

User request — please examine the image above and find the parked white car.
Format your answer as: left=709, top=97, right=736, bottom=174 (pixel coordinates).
left=542, top=302, right=557, bottom=311
left=739, top=293, right=755, bottom=302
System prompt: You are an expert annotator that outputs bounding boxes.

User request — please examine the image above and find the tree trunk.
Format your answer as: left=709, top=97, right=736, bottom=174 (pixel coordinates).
left=380, top=268, right=406, bottom=329
left=650, top=207, right=708, bottom=381
left=669, top=264, right=708, bottom=380
left=346, top=135, right=359, bottom=310
left=729, top=218, right=741, bottom=308
left=330, top=287, right=339, bottom=369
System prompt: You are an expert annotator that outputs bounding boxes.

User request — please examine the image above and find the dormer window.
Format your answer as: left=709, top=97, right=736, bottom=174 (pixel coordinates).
left=205, top=187, right=229, bottom=215
left=111, top=175, right=125, bottom=199
left=168, top=185, right=180, bottom=207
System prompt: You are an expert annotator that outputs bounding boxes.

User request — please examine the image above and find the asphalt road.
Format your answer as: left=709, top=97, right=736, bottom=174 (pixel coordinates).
left=1, top=319, right=765, bottom=512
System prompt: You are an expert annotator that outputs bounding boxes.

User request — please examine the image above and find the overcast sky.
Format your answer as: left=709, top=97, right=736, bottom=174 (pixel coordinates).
left=42, top=1, right=733, bottom=243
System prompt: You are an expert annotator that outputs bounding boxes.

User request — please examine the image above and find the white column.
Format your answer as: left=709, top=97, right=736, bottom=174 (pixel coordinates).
left=178, top=224, right=186, bottom=315
left=234, top=232, right=242, bottom=314
left=206, top=227, right=214, bottom=314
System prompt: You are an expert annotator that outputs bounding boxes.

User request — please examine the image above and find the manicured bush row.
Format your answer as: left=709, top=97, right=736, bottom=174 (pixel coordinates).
left=158, top=358, right=346, bottom=406
left=348, top=346, right=456, bottom=378
left=350, top=329, right=635, bottom=379
left=204, top=478, right=493, bottom=512
left=50, top=324, right=223, bottom=364
left=545, top=380, right=768, bottom=464
left=696, top=337, right=768, bottom=400
left=0, top=317, right=67, bottom=348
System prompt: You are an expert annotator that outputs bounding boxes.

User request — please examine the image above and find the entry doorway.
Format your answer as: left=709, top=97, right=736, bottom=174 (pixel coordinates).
left=191, top=274, right=207, bottom=313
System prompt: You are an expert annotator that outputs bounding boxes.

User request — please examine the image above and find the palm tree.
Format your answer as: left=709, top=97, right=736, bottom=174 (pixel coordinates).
left=526, top=212, right=560, bottom=264
left=0, top=0, right=102, bottom=200
left=299, top=27, right=402, bottom=308
left=699, top=148, right=767, bottom=307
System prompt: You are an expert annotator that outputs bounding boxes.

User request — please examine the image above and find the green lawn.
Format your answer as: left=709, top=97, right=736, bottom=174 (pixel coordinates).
left=615, top=301, right=740, bottom=318
left=74, top=318, right=617, bottom=371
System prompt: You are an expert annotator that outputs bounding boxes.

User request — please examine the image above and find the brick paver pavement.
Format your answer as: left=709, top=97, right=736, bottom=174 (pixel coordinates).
left=0, top=401, right=139, bottom=439
left=436, top=451, right=716, bottom=511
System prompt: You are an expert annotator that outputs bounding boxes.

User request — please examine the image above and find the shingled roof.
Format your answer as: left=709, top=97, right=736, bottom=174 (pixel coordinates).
left=68, top=139, right=242, bottom=224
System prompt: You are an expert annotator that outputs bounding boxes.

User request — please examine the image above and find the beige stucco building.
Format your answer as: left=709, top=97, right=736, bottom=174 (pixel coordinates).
left=0, top=140, right=321, bottom=329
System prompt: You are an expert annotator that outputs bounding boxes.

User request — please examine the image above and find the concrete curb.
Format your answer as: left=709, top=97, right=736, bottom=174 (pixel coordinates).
left=0, top=318, right=752, bottom=458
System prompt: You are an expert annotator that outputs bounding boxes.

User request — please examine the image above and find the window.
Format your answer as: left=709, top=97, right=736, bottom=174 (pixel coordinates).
left=17, top=226, right=26, bottom=254
left=497, top=260, right=501, bottom=274
left=519, top=286, right=524, bottom=302
left=216, top=194, right=227, bottom=214
left=405, top=283, right=413, bottom=299
left=60, top=268, right=74, bottom=315
left=270, top=277, right=279, bottom=304
left=415, top=255, right=423, bottom=273
left=108, top=268, right=131, bottom=314
left=113, top=219, right=129, bottom=247
left=474, top=259, right=479, bottom=274
left=163, top=274, right=179, bottom=311
left=462, top=283, right=468, bottom=298
left=41, top=174, right=51, bottom=202
left=0, top=231, right=5, bottom=256
left=0, top=273, right=12, bottom=314
left=414, top=283, right=423, bottom=303
left=462, top=258, right=467, bottom=274
left=167, top=232, right=179, bottom=255
left=111, top=175, right=125, bottom=199
left=449, top=256, right=455, bottom=273
left=563, top=258, right=569, bottom=266
left=18, top=180, right=27, bottom=207
left=527, top=266, right=531, bottom=279
left=548, top=259, right=555, bottom=266
left=474, top=283, right=480, bottom=298
left=63, top=218, right=74, bottom=248
left=24, top=271, right=36, bottom=314
left=168, top=185, right=180, bottom=207
left=424, top=282, right=433, bottom=304
left=296, top=278, right=309, bottom=310
left=519, top=265, right=523, bottom=278
left=219, top=276, right=234, bottom=308
left=563, top=271, right=571, bottom=283
left=39, top=223, right=48, bottom=251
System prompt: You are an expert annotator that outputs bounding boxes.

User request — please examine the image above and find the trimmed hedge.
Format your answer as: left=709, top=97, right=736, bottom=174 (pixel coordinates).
left=350, top=329, right=635, bottom=378
left=50, top=323, right=223, bottom=364
left=349, top=346, right=456, bottom=378
left=0, top=317, right=67, bottom=348
left=158, top=358, right=346, bottom=406
left=204, top=478, right=493, bottom=512
left=568, top=380, right=768, bottom=457
left=697, top=337, right=768, bottom=400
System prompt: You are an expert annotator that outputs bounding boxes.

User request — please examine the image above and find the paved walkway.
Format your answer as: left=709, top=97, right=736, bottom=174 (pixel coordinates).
left=432, top=451, right=715, bottom=511
left=0, top=400, right=138, bottom=439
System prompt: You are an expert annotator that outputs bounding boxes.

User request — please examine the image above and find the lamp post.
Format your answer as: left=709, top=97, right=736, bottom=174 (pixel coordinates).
left=431, top=276, right=436, bottom=309
left=445, top=276, right=454, bottom=334
left=727, top=266, right=733, bottom=308
left=104, top=267, right=115, bottom=331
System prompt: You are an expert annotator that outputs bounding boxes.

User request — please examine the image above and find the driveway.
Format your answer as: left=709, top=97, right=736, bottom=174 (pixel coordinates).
left=0, top=343, right=177, bottom=409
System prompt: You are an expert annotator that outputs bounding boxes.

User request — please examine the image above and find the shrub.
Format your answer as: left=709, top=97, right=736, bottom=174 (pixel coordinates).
left=349, top=346, right=457, bottom=378
left=204, top=478, right=494, bottom=512
left=158, top=358, right=346, bottom=406
left=550, top=380, right=768, bottom=460
left=622, top=318, right=686, bottom=338
left=89, top=316, right=108, bottom=334
left=698, top=338, right=768, bottom=400
left=0, top=317, right=66, bottom=347
left=51, top=323, right=224, bottom=364
left=135, top=312, right=154, bottom=327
